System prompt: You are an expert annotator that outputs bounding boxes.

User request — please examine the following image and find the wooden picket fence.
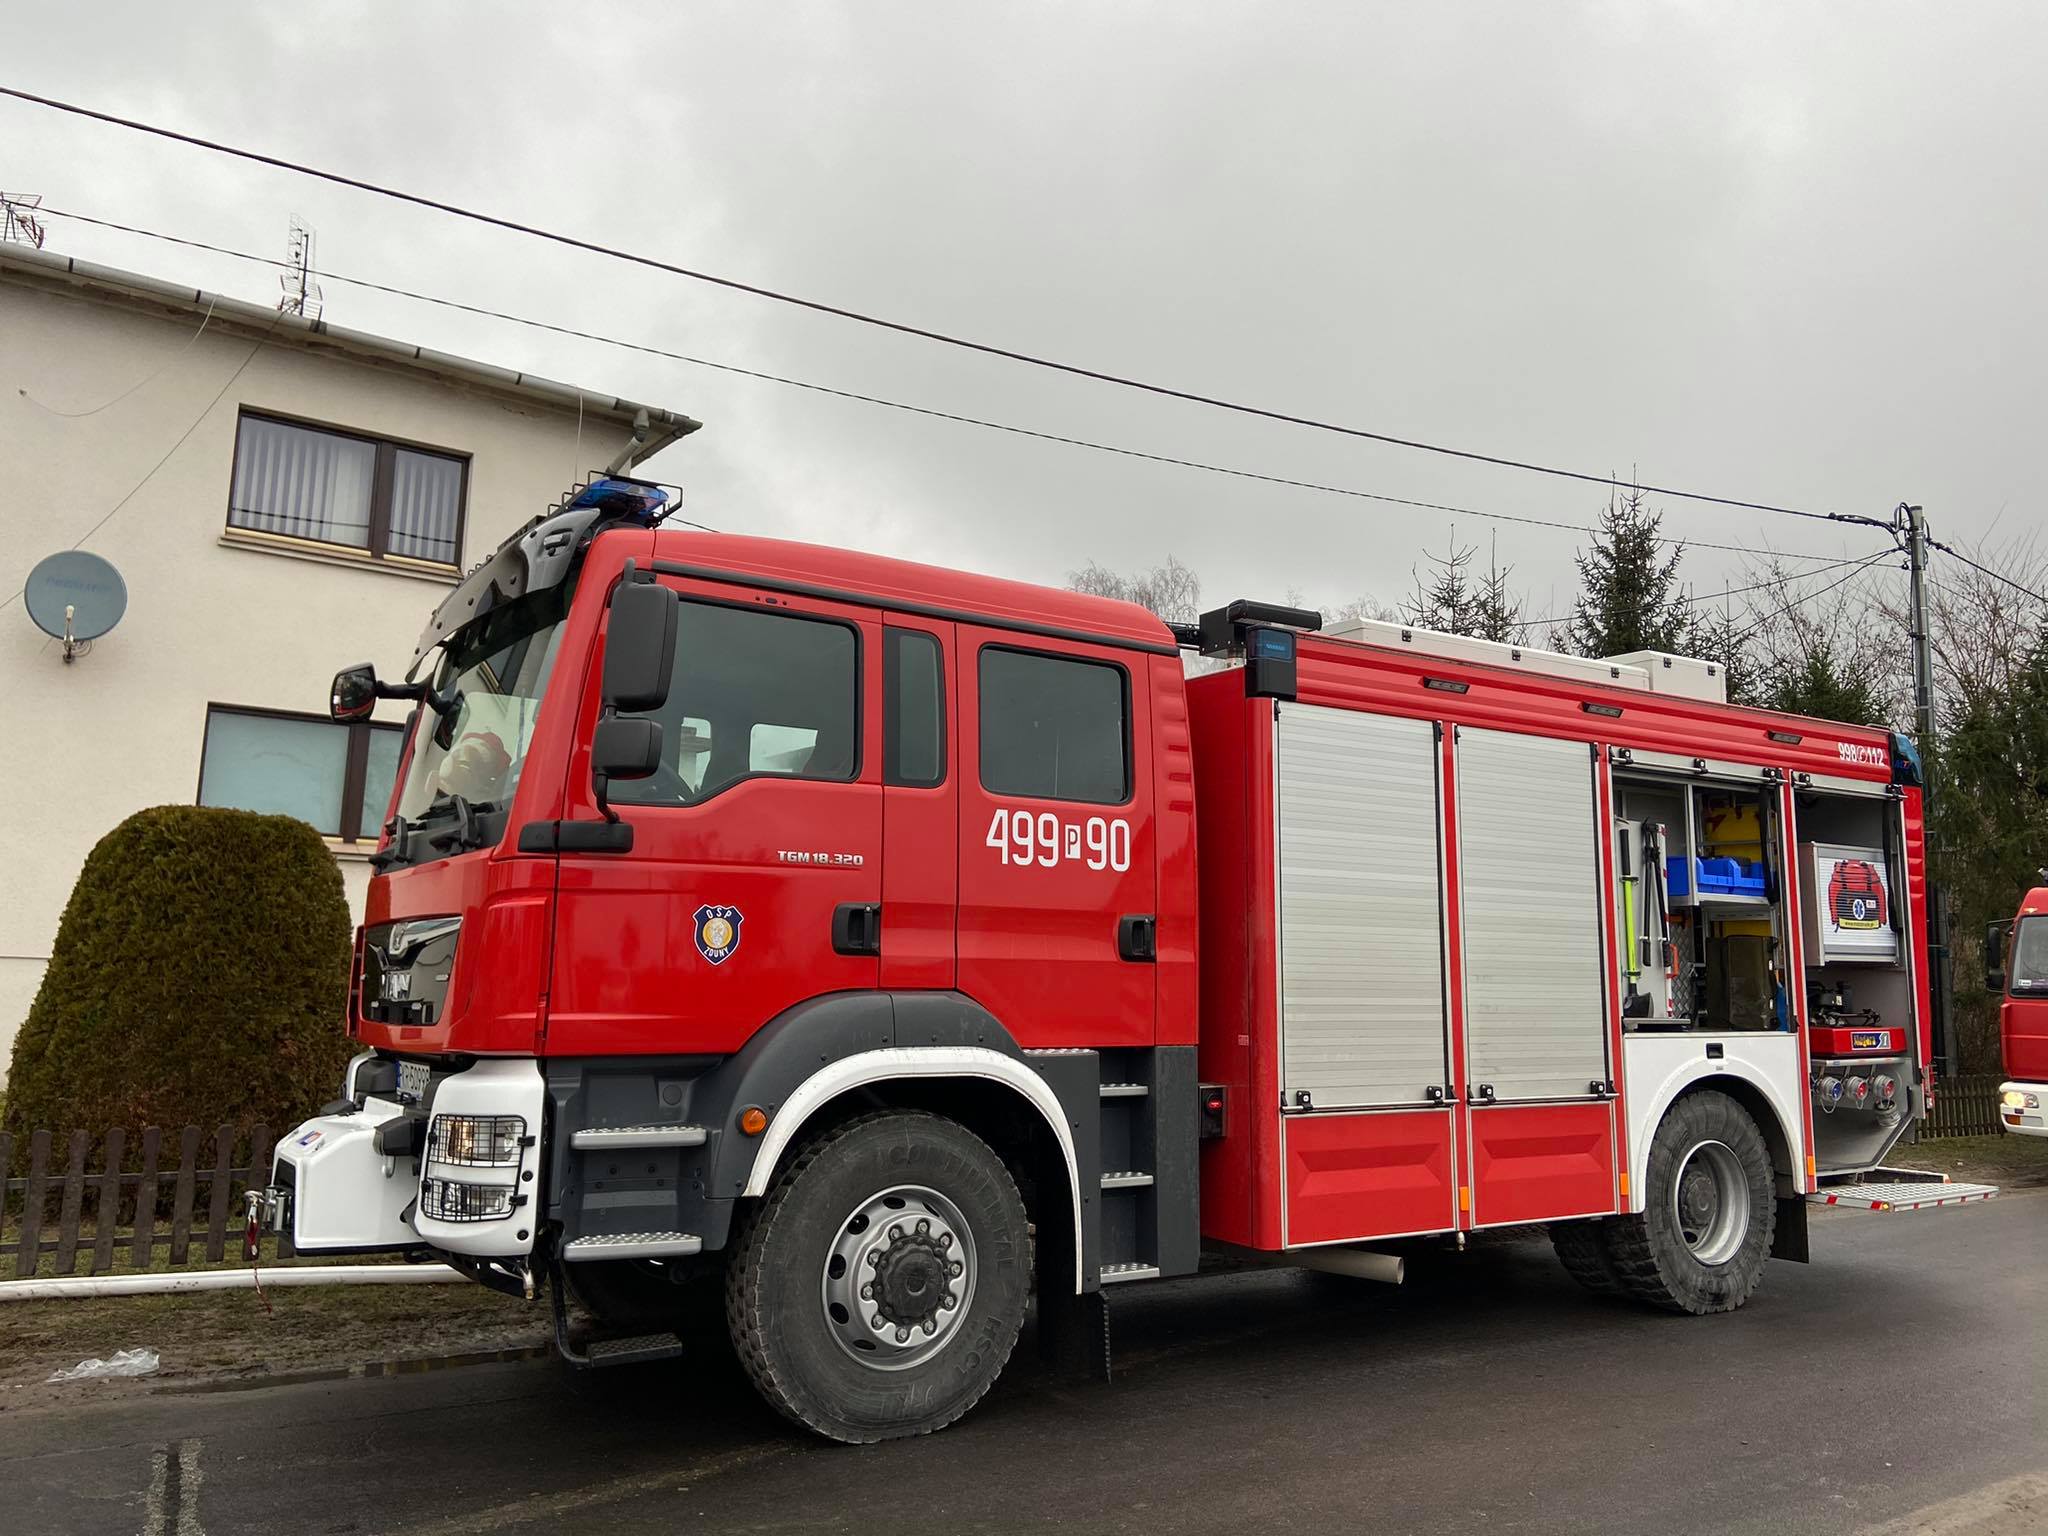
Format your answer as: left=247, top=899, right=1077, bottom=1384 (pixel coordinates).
left=0, top=1124, right=297, bottom=1281
left=1923, top=1074, right=2006, bottom=1140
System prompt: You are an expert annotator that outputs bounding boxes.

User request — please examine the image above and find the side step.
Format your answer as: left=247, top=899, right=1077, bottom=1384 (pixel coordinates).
left=569, top=1124, right=708, bottom=1150
left=1099, top=1082, right=1149, bottom=1099
left=1807, top=1172, right=1999, bottom=1212
left=547, top=1251, right=685, bottom=1370
left=577, top=1332, right=686, bottom=1368
left=561, top=1231, right=704, bottom=1261
left=1099, top=1262, right=1159, bottom=1284
left=1101, top=1171, right=1154, bottom=1190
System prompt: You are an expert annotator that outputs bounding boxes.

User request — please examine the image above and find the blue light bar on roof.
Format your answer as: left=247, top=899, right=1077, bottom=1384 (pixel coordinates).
left=567, top=477, right=671, bottom=521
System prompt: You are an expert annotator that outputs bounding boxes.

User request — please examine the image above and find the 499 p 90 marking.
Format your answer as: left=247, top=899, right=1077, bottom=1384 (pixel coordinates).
left=821, top=1184, right=977, bottom=1370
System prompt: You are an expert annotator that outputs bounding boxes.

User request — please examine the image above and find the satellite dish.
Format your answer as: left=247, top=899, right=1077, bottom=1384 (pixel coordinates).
left=24, top=551, right=128, bottom=647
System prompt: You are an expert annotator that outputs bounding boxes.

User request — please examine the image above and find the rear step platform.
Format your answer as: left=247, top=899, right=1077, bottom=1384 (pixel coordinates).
left=1807, top=1168, right=2000, bottom=1212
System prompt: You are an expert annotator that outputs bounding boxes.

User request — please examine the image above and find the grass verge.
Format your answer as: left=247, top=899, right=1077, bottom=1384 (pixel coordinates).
left=1908, top=1132, right=2048, bottom=1189
left=1, top=1272, right=548, bottom=1406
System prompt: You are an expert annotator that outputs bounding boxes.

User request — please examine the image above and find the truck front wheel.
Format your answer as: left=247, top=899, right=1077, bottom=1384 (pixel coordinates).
left=1608, top=1089, right=1776, bottom=1315
left=724, top=1110, right=1031, bottom=1443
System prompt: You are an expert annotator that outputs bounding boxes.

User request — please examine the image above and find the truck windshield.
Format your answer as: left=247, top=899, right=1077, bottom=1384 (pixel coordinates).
left=2012, top=916, right=2048, bottom=994
left=392, top=586, right=569, bottom=837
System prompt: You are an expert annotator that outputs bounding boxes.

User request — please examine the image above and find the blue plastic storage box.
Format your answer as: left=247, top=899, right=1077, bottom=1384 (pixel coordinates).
left=1666, top=856, right=1767, bottom=899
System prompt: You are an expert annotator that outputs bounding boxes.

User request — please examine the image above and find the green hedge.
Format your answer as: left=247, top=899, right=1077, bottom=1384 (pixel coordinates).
left=4, top=806, right=354, bottom=1138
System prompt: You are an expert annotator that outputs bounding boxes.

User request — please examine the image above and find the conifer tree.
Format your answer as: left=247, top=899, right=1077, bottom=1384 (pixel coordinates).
left=1565, top=484, right=1690, bottom=656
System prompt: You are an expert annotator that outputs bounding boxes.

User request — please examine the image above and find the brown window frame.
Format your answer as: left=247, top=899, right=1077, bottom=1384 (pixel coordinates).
left=197, top=703, right=408, bottom=844
left=226, top=408, right=472, bottom=570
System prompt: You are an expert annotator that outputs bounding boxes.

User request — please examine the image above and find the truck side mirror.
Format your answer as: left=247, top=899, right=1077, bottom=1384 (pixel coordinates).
left=602, top=579, right=678, bottom=714
left=594, top=716, right=664, bottom=781
left=1986, top=920, right=2011, bottom=992
left=331, top=663, right=378, bottom=722
left=591, top=716, right=664, bottom=823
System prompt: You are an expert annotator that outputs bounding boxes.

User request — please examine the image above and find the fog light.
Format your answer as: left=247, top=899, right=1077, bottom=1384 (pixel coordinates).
left=419, top=1177, right=518, bottom=1222
left=428, top=1114, right=527, bottom=1167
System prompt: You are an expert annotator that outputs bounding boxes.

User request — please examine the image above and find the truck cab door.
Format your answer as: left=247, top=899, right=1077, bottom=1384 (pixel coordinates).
left=545, top=577, right=884, bottom=1055
left=956, top=628, right=1155, bottom=1048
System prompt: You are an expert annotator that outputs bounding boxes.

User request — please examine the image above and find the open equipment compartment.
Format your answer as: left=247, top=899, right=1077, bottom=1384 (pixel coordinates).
left=1610, top=763, right=1792, bottom=1037
left=1795, top=784, right=1917, bottom=1175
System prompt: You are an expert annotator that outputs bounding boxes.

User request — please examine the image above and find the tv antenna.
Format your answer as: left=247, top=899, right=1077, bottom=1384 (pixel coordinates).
left=279, top=216, right=322, bottom=320
left=1, top=191, right=47, bottom=248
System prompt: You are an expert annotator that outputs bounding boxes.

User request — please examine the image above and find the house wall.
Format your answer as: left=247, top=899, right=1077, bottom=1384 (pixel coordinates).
left=0, top=274, right=640, bottom=1079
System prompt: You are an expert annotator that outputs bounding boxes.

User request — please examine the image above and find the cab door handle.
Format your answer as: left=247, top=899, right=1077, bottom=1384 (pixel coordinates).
left=1117, top=914, right=1156, bottom=963
left=832, top=902, right=882, bottom=956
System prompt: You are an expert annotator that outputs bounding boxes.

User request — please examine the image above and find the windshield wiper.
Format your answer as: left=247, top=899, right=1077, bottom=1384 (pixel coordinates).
left=369, top=814, right=414, bottom=871
left=421, top=794, right=496, bottom=854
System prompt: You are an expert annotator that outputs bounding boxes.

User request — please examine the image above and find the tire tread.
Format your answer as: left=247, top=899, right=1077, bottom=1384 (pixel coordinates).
left=723, top=1109, right=1025, bottom=1443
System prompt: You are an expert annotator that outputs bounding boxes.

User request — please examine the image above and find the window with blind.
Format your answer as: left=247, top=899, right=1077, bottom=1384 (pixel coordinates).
left=199, top=706, right=406, bottom=844
left=227, top=412, right=468, bottom=568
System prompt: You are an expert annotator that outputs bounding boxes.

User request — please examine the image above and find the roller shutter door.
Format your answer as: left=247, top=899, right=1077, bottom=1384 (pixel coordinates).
left=1277, top=705, right=1448, bottom=1108
left=1456, top=728, right=1609, bottom=1100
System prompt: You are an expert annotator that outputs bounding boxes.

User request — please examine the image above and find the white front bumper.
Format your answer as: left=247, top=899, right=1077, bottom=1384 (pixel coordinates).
left=274, top=1057, right=546, bottom=1258
left=273, top=1099, right=419, bottom=1253
left=1999, top=1080, right=2048, bottom=1137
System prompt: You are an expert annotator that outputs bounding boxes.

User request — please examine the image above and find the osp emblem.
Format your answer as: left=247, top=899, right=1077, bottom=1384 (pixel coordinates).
left=694, top=904, right=743, bottom=965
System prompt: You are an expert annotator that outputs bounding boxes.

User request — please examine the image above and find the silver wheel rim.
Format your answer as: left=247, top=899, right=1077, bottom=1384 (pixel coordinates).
left=820, top=1184, right=976, bottom=1371
left=1672, top=1140, right=1749, bottom=1266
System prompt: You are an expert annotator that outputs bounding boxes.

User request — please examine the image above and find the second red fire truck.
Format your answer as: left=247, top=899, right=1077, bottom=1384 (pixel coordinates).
left=264, top=478, right=1996, bottom=1442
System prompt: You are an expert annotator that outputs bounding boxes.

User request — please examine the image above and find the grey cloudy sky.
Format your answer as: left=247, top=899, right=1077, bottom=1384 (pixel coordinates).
left=5, top=2, right=2043, bottom=624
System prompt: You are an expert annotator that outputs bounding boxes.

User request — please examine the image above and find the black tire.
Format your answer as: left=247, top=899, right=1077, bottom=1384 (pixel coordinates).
left=1549, top=1218, right=1626, bottom=1297
left=724, top=1110, right=1031, bottom=1443
left=1608, top=1090, right=1776, bottom=1315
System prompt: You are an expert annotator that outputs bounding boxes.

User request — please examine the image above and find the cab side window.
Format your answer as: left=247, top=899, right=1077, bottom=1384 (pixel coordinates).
left=884, top=628, right=946, bottom=788
left=612, top=599, right=858, bottom=805
left=979, top=646, right=1128, bottom=804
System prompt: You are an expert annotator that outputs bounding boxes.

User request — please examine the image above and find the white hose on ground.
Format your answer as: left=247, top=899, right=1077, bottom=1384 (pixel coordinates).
left=0, top=1264, right=462, bottom=1302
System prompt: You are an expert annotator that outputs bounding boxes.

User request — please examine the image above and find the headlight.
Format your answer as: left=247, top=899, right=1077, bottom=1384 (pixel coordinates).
left=419, top=1177, right=519, bottom=1222
left=2004, top=1090, right=2040, bottom=1111
left=428, top=1114, right=527, bottom=1167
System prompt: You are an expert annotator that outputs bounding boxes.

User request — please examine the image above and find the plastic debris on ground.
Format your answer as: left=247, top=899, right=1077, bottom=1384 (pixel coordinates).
left=46, top=1347, right=160, bottom=1382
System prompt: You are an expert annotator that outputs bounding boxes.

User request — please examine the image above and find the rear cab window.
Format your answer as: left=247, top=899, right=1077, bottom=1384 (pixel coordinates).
left=978, top=646, right=1130, bottom=804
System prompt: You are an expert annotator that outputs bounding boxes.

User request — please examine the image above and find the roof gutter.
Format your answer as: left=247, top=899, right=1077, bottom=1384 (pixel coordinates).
left=607, top=407, right=703, bottom=474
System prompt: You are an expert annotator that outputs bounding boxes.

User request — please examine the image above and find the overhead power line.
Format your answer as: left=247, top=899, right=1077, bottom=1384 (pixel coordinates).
left=4, top=308, right=280, bottom=613
left=1731, top=551, right=1897, bottom=646
left=1519, top=551, right=1886, bottom=630
left=32, top=204, right=1847, bottom=565
left=2, top=85, right=1892, bottom=535
left=1927, top=537, right=2048, bottom=606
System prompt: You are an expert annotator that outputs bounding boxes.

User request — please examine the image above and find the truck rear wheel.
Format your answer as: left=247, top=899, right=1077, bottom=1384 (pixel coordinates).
left=1608, top=1090, right=1776, bottom=1315
left=1549, top=1218, right=1625, bottom=1297
left=724, top=1110, right=1031, bottom=1443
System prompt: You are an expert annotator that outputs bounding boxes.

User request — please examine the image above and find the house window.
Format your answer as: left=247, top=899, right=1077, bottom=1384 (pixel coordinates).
left=199, top=706, right=406, bottom=844
left=978, top=646, right=1129, bottom=804
left=227, top=412, right=468, bottom=568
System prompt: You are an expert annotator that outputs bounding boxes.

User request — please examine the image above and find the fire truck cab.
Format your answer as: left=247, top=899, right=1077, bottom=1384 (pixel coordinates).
left=268, top=481, right=1994, bottom=1443
left=1989, top=887, right=2048, bottom=1136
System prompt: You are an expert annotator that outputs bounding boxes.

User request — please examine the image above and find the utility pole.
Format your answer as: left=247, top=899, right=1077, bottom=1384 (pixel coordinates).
left=1900, top=503, right=1937, bottom=759
left=1896, top=501, right=1954, bottom=1076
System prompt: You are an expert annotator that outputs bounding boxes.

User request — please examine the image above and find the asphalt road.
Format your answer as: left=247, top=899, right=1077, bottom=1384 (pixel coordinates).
left=5, top=1193, right=2042, bottom=1536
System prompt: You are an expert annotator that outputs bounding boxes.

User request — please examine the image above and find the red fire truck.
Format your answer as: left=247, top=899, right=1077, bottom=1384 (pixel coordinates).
left=1990, top=888, right=2048, bottom=1136
left=264, top=479, right=1997, bottom=1443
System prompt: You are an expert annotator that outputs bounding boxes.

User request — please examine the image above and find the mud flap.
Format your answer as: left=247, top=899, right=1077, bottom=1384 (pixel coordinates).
left=1771, top=1196, right=1809, bottom=1262
left=1037, top=1288, right=1112, bottom=1384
